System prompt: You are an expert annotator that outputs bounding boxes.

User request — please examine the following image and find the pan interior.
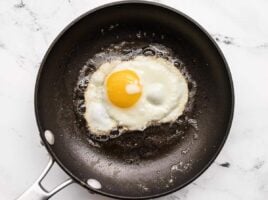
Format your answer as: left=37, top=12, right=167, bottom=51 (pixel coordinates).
left=35, top=2, right=233, bottom=199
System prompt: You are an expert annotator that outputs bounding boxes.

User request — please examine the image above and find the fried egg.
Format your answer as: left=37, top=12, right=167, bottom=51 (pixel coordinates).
left=84, top=56, right=188, bottom=136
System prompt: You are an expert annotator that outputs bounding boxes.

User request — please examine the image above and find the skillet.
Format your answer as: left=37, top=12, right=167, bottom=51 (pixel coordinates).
left=18, top=1, right=234, bottom=199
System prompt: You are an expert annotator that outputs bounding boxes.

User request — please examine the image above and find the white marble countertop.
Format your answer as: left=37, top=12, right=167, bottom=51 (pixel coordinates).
left=0, top=0, right=267, bottom=199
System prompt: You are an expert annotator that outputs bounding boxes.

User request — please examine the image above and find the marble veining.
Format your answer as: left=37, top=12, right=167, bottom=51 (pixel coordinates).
left=215, top=161, right=231, bottom=168
left=0, top=0, right=267, bottom=200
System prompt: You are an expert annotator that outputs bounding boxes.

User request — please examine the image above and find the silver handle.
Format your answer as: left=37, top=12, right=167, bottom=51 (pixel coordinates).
left=17, top=157, right=73, bottom=200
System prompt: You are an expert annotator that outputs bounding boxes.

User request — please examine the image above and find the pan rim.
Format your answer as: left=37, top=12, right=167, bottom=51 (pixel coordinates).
left=34, top=1, right=235, bottom=199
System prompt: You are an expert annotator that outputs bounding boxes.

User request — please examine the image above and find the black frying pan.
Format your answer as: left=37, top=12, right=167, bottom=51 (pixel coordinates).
left=18, top=1, right=234, bottom=199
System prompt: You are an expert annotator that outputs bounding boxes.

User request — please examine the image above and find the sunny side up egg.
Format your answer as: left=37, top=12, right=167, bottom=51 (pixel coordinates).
left=84, top=56, right=189, bottom=136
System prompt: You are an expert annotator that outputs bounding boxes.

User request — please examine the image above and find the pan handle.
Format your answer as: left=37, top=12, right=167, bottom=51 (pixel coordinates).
left=17, top=156, right=73, bottom=200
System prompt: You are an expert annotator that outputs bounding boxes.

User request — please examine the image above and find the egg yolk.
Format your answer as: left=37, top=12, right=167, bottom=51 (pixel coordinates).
left=106, top=69, right=142, bottom=108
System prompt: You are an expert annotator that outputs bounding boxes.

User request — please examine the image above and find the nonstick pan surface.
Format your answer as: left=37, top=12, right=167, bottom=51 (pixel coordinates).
left=35, top=1, right=234, bottom=199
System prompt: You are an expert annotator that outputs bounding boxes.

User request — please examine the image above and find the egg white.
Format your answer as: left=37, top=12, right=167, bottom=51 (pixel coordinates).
left=84, top=56, right=188, bottom=135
